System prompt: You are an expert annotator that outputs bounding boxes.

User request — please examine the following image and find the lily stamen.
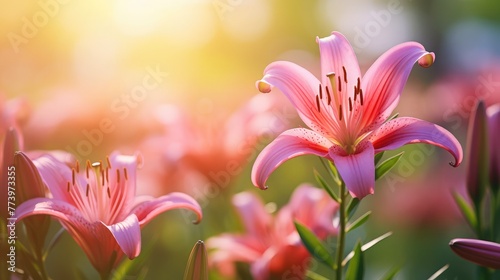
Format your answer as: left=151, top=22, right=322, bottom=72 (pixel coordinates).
left=342, top=66, right=347, bottom=83
left=316, top=95, right=321, bottom=112
left=124, top=168, right=128, bottom=181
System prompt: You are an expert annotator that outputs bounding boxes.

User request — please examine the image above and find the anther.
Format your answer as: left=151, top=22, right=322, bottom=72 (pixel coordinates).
left=116, top=169, right=120, bottom=184
left=86, top=183, right=90, bottom=196
left=107, top=187, right=111, bottom=198
left=338, top=76, right=342, bottom=92
left=72, top=169, right=76, bottom=186
left=319, top=84, right=323, bottom=99
left=86, top=160, right=91, bottom=178
left=354, top=86, right=358, bottom=101
left=325, top=86, right=332, bottom=105
left=67, top=181, right=70, bottom=192
left=124, top=168, right=128, bottom=180
left=356, top=77, right=360, bottom=91
left=106, top=156, right=112, bottom=169
left=339, top=104, right=343, bottom=121
left=75, top=161, right=80, bottom=173
left=349, top=97, right=353, bottom=112
left=359, top=89, right=364, bottom=105
left=101, top=170, right=105, bottom=186
left=342, top=66, right=347, bottom=83
left=316, top=95, right=321, bottom=112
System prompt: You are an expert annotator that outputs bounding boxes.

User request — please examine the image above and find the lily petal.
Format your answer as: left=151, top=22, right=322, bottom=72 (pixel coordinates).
left=256, top=61, right=339, bottom=138
left=13, top=198, right=123, bottom=273
left=329, top=143, right=375, bottom=199
left=131, top=192, right=202, bottom=226
left=251, top=128, right=332, bottom=190
left=317, top=31, right=361, bottom=89
left=370, top=117, right=463, bottom=167
left=103, top=214, right=141, bottom=259
left=361, top=42, right=434, bottom=129
left=232, top=192, right=272, bottom=238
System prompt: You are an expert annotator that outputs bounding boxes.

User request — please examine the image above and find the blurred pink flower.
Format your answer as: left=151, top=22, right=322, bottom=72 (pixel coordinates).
left=0, top=95, right=30, bottom=132
left=429, top=64, right=500, bottom=129
left=373, top=165, right=463, bottom=229
left=207, top=184, right=338, bottom=280
left=252, top=31, right=463, bottom=199
left=136, top=93, right=291, bottom=196
left=14, top=152, right=202, bottom=277
left=449, top=238, right=500, bottom=269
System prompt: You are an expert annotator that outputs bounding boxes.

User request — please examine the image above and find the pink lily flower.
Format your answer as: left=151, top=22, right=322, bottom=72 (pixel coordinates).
left=449, top=238, right=500, bottom=269
left=14, top=151, right=202, bottom=277
left=252, top=31, right=463, bottom=199
left=207, top=184, right=338, bottom=279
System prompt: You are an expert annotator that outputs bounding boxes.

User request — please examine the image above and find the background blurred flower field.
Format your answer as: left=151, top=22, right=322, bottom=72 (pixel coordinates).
left=2, top=0, right=500, bottom=279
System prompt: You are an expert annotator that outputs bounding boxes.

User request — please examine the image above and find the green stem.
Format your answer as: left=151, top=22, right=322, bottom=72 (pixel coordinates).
left=335, top=182, right=346, bottom=280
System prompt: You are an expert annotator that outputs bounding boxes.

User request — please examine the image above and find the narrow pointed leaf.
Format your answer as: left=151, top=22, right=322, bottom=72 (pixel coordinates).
left=294, top=221, right=335, bottom=267
left=328, top=160, right=343, bottom=187
left=347, top=197, right=360, bottom=220
left=375, top=152, right=404, bottom=180
left=452, top=191, right=477, bottom=230
left=305, top=270, right=330, bottom=280
left=184, top=240, right=208, bottom=280
left=427, top=264, right=449, bottom=280
left=374, top=151, right=385, bottom=166
left=343, top=232, right=393, bottom=266
left=379, top=265, right=401, bottom=280
left=314, top=169, right=340, bottom=202
left=346, top=211, right=372, bottom=233
left=387, top=113, right=399, bottom=122
left=345, top=241, right=364, bottom=280
left=319, top=158, right=342, bottom=188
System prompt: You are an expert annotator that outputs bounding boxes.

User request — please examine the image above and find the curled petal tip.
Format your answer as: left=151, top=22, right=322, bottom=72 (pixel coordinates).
left=418, top=52, right=435, bottom=68
left=256, top=80, right=272, bottom=93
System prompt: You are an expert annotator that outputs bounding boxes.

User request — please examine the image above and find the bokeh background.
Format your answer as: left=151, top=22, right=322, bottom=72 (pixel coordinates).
left=2, top=0, right=500, bottom=279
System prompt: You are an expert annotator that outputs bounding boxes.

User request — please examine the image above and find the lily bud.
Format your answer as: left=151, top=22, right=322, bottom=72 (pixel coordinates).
left=183, top=240, right=208, bottom=280
left=465, top=100, right=489, bottom=205
left=450, top=238, right=500, bottom=269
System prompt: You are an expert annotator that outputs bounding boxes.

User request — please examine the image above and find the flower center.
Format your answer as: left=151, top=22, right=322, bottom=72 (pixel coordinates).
left=66, top=156, right=129, bottom=223
left=314, top=66, right=365, bottom=154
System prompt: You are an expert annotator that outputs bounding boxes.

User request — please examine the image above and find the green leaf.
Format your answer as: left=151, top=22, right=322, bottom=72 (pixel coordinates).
left=347, top=197, right=360, bottom=220
left=319, top=157, right=343, bottom=188
left=428, top=264, right=449, bottom=280
left=343, top=232, right=393, bottom=266
left=378, top=265, right=400, bottom=280
left=375, top=152, right=404, bottom=180
left=305, top=270, right=330, bottom=280
left=184, top=240, right=208, bottom=280
left=452, top=192, right=478, bottom=231
left=346, top=211, right=371, bottom=233
left=374, top=152, right=385, bottom=166
left=314, top=169, right=339, bottom=202
left=294, top=221, right=334, bottom=267
left=387, top=113, right=399, bottom=122
left=345, top=241, right=364, bottom=280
